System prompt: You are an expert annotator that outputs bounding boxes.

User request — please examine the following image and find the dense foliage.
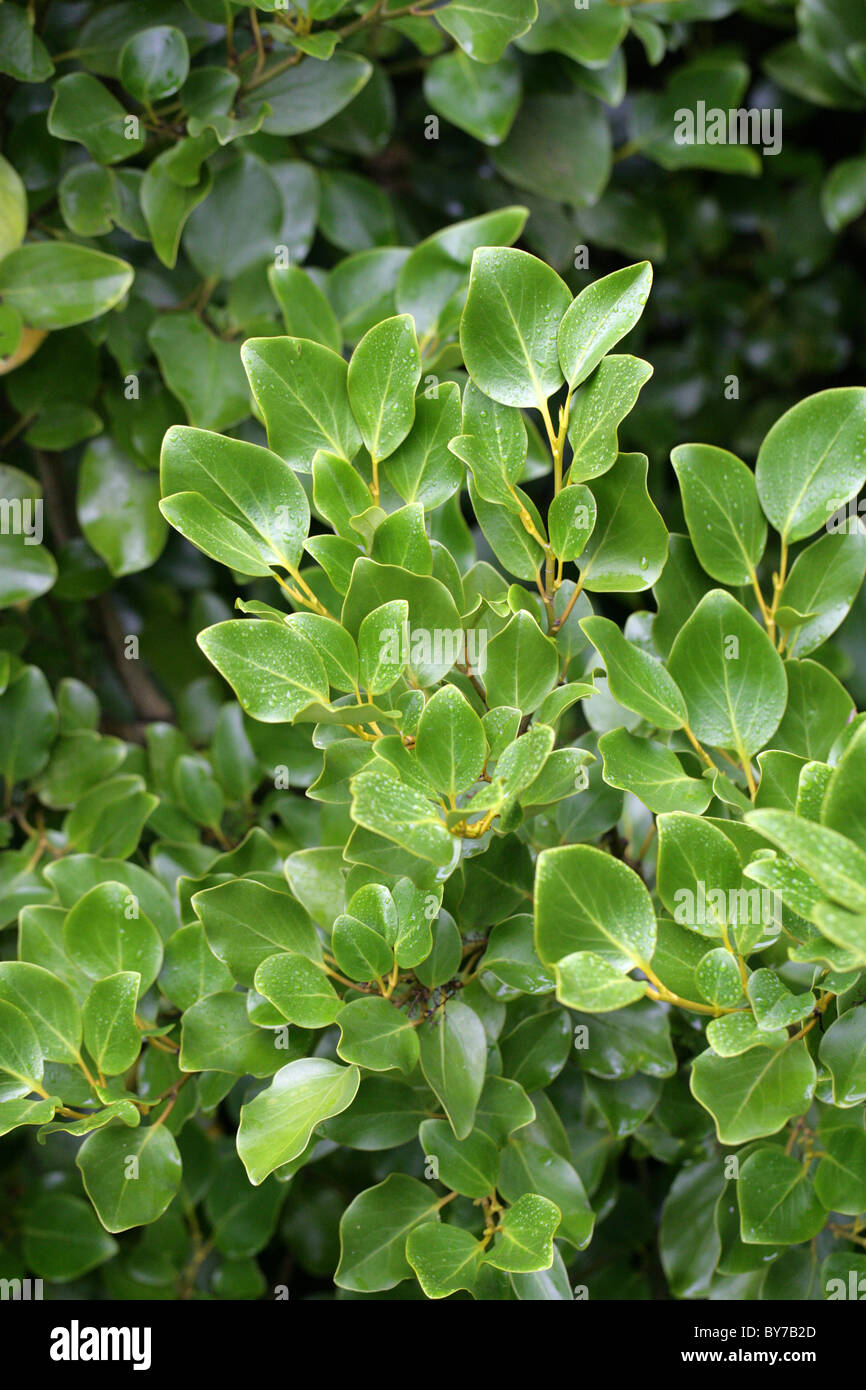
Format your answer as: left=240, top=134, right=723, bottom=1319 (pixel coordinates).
left=2, top=0, right=866, bottom=1303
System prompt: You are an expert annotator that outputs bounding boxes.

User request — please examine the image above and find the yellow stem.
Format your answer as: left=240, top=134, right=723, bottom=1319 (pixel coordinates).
left=550, top=573, right=584, bottom=632
left=641, top=961, right=735, bottom=1017
left=682, top=723, right=715, bottom=769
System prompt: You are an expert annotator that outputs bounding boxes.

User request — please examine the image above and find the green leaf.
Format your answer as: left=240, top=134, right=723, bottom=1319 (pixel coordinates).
left=656, top=811, right=742, bottom=936
left=63, top=882, right=163, bottom=991
left=350, top=770, right=452, bottom=866
left=659, top=1159, right=725, bottom=1299
left=460, top=247, right=572, bottom=408
left=396, top=206, right=526, bottom=335
left=179, top=991, right=279, bottom=1076
left=336, top=997, right=419, bottom=1074
left=484, top=611, right=558, bottom=712
left=738, top=1148, right=826, bottom=1245
left=554, top=952, right=647, bottom=1012
left=419, top=999, right=487, bottom=1139
left=0, top=998, right=43, bottom=1098
left=779, top=525, right=866, bottom=658
left=335, top=1173, right=439, bottom=1292
left=705, top=1012, right=787, bottom=1058
left=580, top=615, right=686, bottom=729
left=77, top=439, right=168, bottom=577
left=598, top=728, right=712, bottom=815
left=571, top=996, right=674, bottom=1080
left=160, top=924, right=233, bottom=1012
left=418, top=1119, right=500, bottom=1198
left=141, top=153, right=212, bottom=269
left=332, top=914, right=394, bottom=983
left=822, top=1252, right=866, bottom=1300
left=328, top=246, right=410, bottom=344
left=695, top=949, right=744, bottom=1009
left=256, top=50, right=373, bottom=136
left=320, top=1075, right=430, bottom=1150
left=205, top=1153, right=283, bottom=1258
left=63, top=776, right=157, bottom=860
left=484, top=1193, right=560, bottom=1272
left=810, top=904, right=866, bottom=965
left=383, top=880, right=433, bottom=971
left=372, top=504, right=433, bottom=573
left=383, top=385, right=463, bottom=509
left=566, top=355, right=653, bottom=483
left=347, top=314, right=421, bottom=464
left=557, top=262, right=652, bottom=391
left=436, top=0, right=536, bottom=63
left=22, top=1194, right=117, bottom=1281
left=746, top=809, right=866, bottom=914
left=119, top=26, right=189, bottom=102
left=198, top=619, right=330, bottom=723
left=814, top=1126, right=866, bottom=1213
left=821, top=155, right=866, bottom=231
left=774, top=658, right=854, bottom=761
left=510, top=1245, right=573, bottom=1301
left=358, top=599, right=409, bottom=695
left=474, top=1076, right=536, bottom=1146
left=671, top=444, right=767, bottom=586
left=450, top=389, right=526, bottom=509
left=822, top=723, right=866, bottom=853
left=312, top=450, right=371, bottom=541
left=254, top=952, right=340, bottom=1028
left=467, top=478, right=545, bottom=582
left=161, top=426, right=310, bottom=572
left=747, top=967, right=813, bottom=1028
left=0, top=470, right=55, bottom=607
left=0, top=665, right=58, bottom=793
left=242, top=336, right=361, bottom=471
left=0, top=155, right=26, bottom=260
left=519, top=0, right=627, bottom=66
left=0, top=1095, right=58, bottom=1137
left=149, top=314, right=250, bottom=431
left=318, top=169, right=394, bottom=251
left=269, top=265, right=342, bottom=353
left=668, top=590, right=787, bottom=757
left=755, top=388, right=866, bottom=541
left=0, top=244, right=133, bottom=330
left=632, top=56, right=761, bottom=174
left=82, top=972, right=141, bottom=1076
left=415, top=685, right=486, bottom=795
left=58, top=162, right=117, bottom=237
left=425, top=50, right=521, bottom=147
left=405, top=1222, right=483, bottom=1299
left=652, top=533, right=711, bottom=659
left=499, top=1008, right=570, bottom=1091
left=76, top=1123, right=182, bottom=1232
left=494, top=92, right=611, bottom=208
left=238, top=1058, right=360, bottom=1184
left=48, top=73, right=145, bottom=163
left=535, top=844, right=656, bottom=970
left=481, top=914, right=554, bottom=995
left=690, top=1042, right=816, bottom=1144
left=498, top=1136, right=594, bottom=1248
left=183, top=156, right=282, bottom=280
left=0, top=962, right=82, bottom=1065
left=579, top=453, right=668, bottom=591
left=193, top=877, right=320, bottom=986
left=819, top=1005, right=866, bottom=1106
left=548, top=485, right=596, bottom=562
left=0, top=4, right=53, bottom=81
left=35, top=730, right=125, bottom=811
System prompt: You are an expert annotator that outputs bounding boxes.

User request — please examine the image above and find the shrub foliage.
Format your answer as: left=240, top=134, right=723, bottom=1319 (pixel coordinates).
left=1, top=0, right=866, bottom=1302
